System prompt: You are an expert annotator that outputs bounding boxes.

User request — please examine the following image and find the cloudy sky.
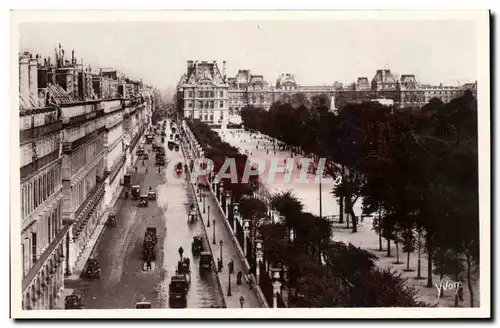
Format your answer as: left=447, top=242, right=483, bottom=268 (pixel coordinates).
left=18, top=19, right=478, bottom=92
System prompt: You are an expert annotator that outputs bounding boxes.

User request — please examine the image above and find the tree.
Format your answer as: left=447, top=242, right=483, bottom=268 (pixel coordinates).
left=269, top=190, right=304, bottom=243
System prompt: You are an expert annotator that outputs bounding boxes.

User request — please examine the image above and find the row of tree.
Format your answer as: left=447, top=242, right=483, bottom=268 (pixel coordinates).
left=240, top=91, right=479, bottom=306
left=186, top=118, right=429, bottom=307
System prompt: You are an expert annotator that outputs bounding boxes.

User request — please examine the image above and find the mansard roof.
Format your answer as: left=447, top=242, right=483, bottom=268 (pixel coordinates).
left=47, top=84, right=75, bottom=105
left=235, top=69, right=251, bottom=84
left=276, top=73, right=297, bottom=87
left=371, top=69, right=397, bottom=84
left=185, top=61, right=226, bottom=85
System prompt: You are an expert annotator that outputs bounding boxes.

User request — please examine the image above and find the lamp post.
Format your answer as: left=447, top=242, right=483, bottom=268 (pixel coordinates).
left=219, top=239, right=224, bottom=267
left=212, top=219, right=216, bottom=245
left=207, top=205, right=211, bottom=227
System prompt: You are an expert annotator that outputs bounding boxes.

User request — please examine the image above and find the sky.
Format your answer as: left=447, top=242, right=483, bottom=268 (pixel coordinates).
left=18, top=20, right=478, bottom=93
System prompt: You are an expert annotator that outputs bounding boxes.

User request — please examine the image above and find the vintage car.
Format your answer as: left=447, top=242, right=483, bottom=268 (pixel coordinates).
left=148, top=191, right=157, bottom=201
left=161, top=137, right=165, bottom=143
left=177, top=258, right=191, bottom=284
left=84, top=259, right=101, bottom=279
left=106, top=212, right=117, bottom=226
left=169, top=134, right=174, bottom=140
left=191, top=236, right=204, bottom=255
left=168, top=275, right=188, bottom=307
left=131, top=185, right=140, bottom=200
left=199, top=252, right=213, bottom=271
left=161, top=131, right=166, bottom=137
left=138, top=195, right=149, bottom=207
left=142, top=227, right=157, bottom=261
left=143, top=153, right=149, bottom=160
left=156, top=158, right=165, bottom=167
left=174, top=134, right=180, bottom=142
left=175, top=163, right=183, bottom=175
left=64, top=294, right=83, bottom=309
left=174, top=144, right=180, bottom=152
left=135, top=302, right=151, bottom=309
left=167, top=141, right=175, bottom=151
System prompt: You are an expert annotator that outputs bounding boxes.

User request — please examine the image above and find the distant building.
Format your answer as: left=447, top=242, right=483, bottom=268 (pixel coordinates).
left=198, top=64, right=477, bottom=113
left=176, top=60, right=229, bottom=128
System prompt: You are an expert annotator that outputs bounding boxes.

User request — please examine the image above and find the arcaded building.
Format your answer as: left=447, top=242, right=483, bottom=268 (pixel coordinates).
left=19, top=46, right=155, bottom=310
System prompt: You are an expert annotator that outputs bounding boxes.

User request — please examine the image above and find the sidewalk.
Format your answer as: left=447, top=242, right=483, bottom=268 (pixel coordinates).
left=195, top=186, right=262, bottom=308
left=54, top=185, right=124, bottom=309
left=180, top=133, right=265, bottom=309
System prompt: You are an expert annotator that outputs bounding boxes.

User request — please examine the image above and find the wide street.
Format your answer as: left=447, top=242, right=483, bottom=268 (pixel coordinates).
left=65, top=123, right=224, bottom=309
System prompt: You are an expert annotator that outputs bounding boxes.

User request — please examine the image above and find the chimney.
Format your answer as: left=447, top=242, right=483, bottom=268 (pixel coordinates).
left=71, top=49, right=75, bottom=65
left=29, top=57, right=39, bottom=106
left=223, top=60, right=226, bottom=77
left=19, top=53, right=30, bottom=105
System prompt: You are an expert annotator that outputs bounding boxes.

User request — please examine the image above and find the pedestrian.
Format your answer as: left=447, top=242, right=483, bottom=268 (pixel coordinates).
left=239, top=296, right=245, bottom=308
left=229, top=260, right=234, bottom=274
left=158, top=167, right=160, bottom=174
left=142, top=160, right=145, bottom=166
left=146, top=259, right=152, bottom=270
left=146, top=167, right=148, bottom=173
left=236, top=271, right=242, bottom=285
left=178, top=246, right=184, bottom=259
left=217, top=258, right=222, bottom=272
left=135, top=166, right=137, bottom=172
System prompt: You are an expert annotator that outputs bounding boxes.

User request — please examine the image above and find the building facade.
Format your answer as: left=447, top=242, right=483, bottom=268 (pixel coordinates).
left=221, top=67, right=477, bottom=113
left=20, top=46, right=157, bottom=310
left=176, top=60, right=229, bottom=128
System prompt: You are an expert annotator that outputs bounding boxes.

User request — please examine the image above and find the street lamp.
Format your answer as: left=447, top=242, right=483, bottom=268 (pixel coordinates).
left=219, top=239, right=224, bottom=267
left=207, top=205, right=211, bottom=227
left=212, top=219, right=216, bottom=245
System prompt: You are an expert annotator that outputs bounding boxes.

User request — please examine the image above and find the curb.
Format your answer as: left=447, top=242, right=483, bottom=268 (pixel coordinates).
left=181, top=132, right=269, bottom=308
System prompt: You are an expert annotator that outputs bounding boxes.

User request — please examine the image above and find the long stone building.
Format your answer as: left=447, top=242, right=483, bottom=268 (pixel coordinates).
left=19, top=45, right=159, bottom=310
left=224, top=67, right=477, bottom=113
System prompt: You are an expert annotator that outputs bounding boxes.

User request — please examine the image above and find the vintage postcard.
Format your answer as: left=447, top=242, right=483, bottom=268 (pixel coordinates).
left=10, top=10, right=491, bottom=319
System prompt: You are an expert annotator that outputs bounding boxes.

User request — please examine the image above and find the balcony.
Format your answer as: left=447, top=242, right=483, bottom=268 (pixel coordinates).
left=69, top=173, right=107, bottom=226
left=64, top=110, right=105, bottom=129
left=62, top=126, right=106, bottom=154
left=20, top=121, right=63, bottom=144
left=107, top=153, right=126, bottom=185
left=20, top=150, right=60, bottom=181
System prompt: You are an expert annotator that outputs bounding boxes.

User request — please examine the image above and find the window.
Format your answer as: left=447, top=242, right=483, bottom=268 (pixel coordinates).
left=21, top=187, right=25, bottom=220
left=219, top=91, right=223, bottom=98
left=188, top=90, right=193, bottom=97
left=220, top=101, right=224, bottom=108
left=210, top=101, right=214, bottom=109
left=31, top=233, right=37, bottom=263
left=210, top=91, right=214, bottom=98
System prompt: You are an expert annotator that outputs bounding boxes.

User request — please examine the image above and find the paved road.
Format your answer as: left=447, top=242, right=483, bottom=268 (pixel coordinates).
left=65, top=123, right=224, bottom=309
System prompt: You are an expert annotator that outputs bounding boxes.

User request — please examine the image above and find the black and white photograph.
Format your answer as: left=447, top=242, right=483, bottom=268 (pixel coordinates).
left=9, top=10, right=491, bottom=319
